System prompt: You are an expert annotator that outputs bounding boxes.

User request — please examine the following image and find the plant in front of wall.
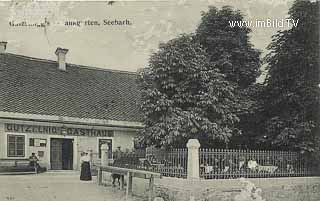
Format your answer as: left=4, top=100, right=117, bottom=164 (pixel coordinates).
left=154, top=187, right=176, bottom=201
left=234, top=178, right=265, bottom=201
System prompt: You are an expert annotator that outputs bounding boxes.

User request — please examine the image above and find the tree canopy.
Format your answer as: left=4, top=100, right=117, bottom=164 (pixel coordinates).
left=137, top=35, right=240, bottom=148
left=196, top=6, right=261, bottom=89
left=137, top=6, right=263, bottom=148
left=196, top=6, right=262, bottom=148
left=261, top=0, right=319, bottom=154
left=137, top=1, right=319, bottom=152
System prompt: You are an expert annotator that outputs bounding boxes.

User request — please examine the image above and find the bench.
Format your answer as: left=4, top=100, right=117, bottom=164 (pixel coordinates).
left=97, top=166, right=161, bottom=201
left=0, top=159, right=37, bottom=175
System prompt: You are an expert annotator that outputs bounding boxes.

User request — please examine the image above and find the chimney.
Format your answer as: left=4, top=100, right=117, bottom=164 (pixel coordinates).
left=55, top=47, right=69, bottom=71
left=0, top=41, right=7, bottom=54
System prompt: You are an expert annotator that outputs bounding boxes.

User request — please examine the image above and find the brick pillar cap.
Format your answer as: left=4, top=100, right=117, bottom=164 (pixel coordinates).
left=186, top=139, right=200, bottom=148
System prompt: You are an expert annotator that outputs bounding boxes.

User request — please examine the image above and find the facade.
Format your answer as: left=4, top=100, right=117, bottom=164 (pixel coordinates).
left=0, top=42, right=143, bottom=170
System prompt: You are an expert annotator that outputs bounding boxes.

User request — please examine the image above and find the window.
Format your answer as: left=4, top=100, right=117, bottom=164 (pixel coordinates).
left=29, top=138, right=47, bottom=147
left=98, top=139, right=112, bottom=159
left=39, top=139, right=47, bottom=147
left=7, top=135, right=25, bottom=157
left=29, top=138, right=34, bottom=146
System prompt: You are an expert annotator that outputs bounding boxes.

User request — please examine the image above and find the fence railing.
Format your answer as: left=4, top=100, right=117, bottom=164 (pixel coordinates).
left=199, top=148, right=311, bottom=179
left=97, top=140, right=315, bottom=180
left=108, top=148, right=188, bottom=178
left=111, top=150, right=147, bottom=169
left=146, top=148, right=188, bottom=178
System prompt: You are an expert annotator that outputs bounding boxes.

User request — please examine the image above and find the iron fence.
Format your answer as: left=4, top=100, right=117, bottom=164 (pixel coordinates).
left=146, top=148, right=188, bottom=178
left=111, top=149, right=147, bottom=169
left=199, top=148, right=312, bottom=179
left=108, top=148, right=188, bottom=178
left=94, top=147, right=313, bottom=179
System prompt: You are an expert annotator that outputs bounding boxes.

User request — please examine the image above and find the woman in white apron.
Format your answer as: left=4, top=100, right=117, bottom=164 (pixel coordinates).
left=80, top=152, right=92, bottom=181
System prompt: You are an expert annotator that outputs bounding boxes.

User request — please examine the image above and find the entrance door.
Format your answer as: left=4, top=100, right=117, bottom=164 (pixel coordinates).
left=62, top=140, right=73, bottom=170
left=50, top=138, right=74, bottom=170
left=50, top=139, right=63, bottom=170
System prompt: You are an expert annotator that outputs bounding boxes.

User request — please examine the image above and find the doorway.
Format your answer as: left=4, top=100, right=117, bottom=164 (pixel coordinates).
left=50, top=138, right=73, bottom=170
left=98, top=139, right=112, bottom=159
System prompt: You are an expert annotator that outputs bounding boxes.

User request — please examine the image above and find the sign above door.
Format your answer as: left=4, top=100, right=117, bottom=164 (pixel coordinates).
left=5, top=123, right=114, bottom=137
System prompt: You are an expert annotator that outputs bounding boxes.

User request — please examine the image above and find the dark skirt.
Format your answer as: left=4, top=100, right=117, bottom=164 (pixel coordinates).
left=80, top=162, right=92, bottom=181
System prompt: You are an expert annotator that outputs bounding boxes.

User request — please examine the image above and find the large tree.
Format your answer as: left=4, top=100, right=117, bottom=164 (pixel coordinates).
left=137, top=35, right=240, bottom=148
left=196, top=6, right=261, bottom=89
left=195, top=6, right=262, bottom=148
left=261, top=0, right=319, bottom=154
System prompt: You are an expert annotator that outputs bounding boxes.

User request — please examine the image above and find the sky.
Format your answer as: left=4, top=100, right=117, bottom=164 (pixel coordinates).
left=0, top=0, right=294, bottom=73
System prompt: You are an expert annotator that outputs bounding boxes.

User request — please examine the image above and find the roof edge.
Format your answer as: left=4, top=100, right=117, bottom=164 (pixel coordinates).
left=2, top=53, right=139, bottom=75
left=0, top=112, right=144, bottom=129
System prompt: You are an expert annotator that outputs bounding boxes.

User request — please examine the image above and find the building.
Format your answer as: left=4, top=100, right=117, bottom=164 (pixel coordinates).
left=0, top=41, right=143, bottom=170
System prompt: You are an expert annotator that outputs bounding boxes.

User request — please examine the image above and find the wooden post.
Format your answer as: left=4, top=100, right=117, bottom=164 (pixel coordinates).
left=126, top=172, right=133, bottom=200
left=34, top=165, right=38, bottom=174
left=148, top=176, right=154, bottom=201
left=120, top=175, right=125, bottom=190
left=97, top=167, right=102, bottom=185
left=128, top=172, right=133, bottom=194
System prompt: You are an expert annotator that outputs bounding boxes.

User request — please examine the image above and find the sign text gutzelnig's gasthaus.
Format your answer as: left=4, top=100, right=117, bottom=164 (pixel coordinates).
left=5, top=123, right=114, bottom=137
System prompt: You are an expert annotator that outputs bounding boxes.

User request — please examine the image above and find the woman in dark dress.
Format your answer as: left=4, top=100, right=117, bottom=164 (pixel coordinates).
left=80, top=152, right=92, bottom=181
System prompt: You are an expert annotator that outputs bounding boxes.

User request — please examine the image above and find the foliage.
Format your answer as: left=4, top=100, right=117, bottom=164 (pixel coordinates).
left=137, top=35, right=240, bottom=148
left=196, top=6, right=261, bottom=89
left=261, top=0, right=320, bottom=154
left=234, top=178, right=265, bottom=201
left=154, top=188, right=173, bottom=201
left=196, top=6, right=262, bottom=148
left=137, top=5, right=265, bottom=148
left=229, top=84, right=266, bottom=149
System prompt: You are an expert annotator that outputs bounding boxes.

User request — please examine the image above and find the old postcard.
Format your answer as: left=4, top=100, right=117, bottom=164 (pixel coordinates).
left=0, top=0, right=319, bottom=201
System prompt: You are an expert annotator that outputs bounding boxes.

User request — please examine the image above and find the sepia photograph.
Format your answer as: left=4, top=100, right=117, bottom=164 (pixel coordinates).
left=0, top=0, right=319, bottom=201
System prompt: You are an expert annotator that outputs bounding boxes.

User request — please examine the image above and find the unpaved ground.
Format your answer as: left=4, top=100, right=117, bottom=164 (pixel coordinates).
left=0, top=171, right=143, bottom=201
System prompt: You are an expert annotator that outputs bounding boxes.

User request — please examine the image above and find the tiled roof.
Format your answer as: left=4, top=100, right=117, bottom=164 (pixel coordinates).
left=0, top=53, right=143, bottom=122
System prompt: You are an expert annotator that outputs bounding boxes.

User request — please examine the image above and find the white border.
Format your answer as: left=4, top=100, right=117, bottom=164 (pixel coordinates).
left=0, top=0, right=166, bottom=1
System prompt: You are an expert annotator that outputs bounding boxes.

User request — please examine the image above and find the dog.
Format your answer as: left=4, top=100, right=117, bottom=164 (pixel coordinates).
left=111, top=173, right=121, bottom=187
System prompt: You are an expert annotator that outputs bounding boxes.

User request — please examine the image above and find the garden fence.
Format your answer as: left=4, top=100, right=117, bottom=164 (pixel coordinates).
left=146, top=147, right=188, bottom=178
left=108, top=148, right=188, bottom=178
left=98, top=142, right=314, bottom=179
left=199, top=148, right=311, bottom=179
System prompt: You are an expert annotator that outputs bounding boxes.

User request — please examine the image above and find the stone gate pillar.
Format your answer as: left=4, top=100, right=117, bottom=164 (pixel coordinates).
left=186, top=139, right=201, bottom=180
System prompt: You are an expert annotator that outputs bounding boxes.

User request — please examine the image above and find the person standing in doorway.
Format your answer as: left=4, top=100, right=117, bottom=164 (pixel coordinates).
left=80, top=152, right=92, bottom=181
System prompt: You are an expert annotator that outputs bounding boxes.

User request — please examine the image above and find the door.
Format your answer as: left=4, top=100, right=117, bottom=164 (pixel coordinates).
left=62, top=139, right=73, bottom=170
left=98, top=139, right=112, bottom=159
left=50, top=138, right=63, bottom=170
